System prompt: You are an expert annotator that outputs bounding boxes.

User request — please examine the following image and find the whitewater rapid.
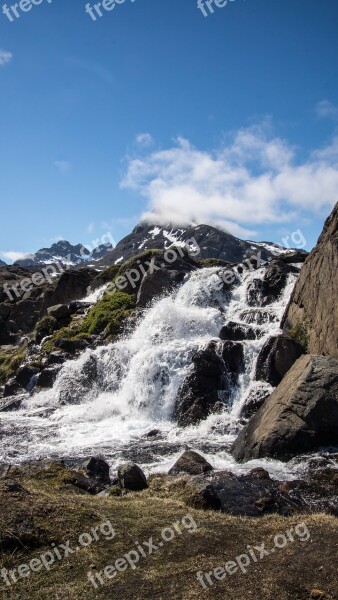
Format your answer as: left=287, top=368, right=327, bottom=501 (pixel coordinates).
left=0, top=266, right=303, bottom=480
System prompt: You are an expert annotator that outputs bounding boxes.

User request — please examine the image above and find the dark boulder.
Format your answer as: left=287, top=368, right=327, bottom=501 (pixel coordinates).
left=15, top=365, right=40, bottom=390
left=3, top=378, right=24, bottom=398
left=55, top=338, right=89, bottom=353
left=184, top=470, right=303, bottom=516
left=255, top=334, right=304, bottom=386
left=232, top=355, right=338, bottom=462
left=219, top=321, right=262, bottom=341
left=35, top=367, right=61, bottom=389
left=82, top=456, right=110, bottom=484
left=47, top=304, right=71, bottom=321
left=137, top=269, right=185, bottom=307
left=0, top=395, right=25, bottom=412
left=117, top=463, right=148, bottom=491
left=169, top=450, right=213, bottom=476
left=45, top=351, right=67, bottom=366
left=174, top=340, right=243, bottom=427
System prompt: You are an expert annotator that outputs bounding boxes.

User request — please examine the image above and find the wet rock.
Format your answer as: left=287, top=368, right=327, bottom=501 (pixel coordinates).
left=15, top=365, right=40, bottom=390
left=35, top=367, right=61, bottom=388
left=169, top=450, right=213, bottom=476
left=144, top=429, right=161, bottom=438
left=117, top=463, right=148, bottom=491
left=0, top=395, right=25, bottom=412
left=239, top=309, right=276, bottom=325
left=137, top=269, right=185, bottom=307
left=240, top=387, right=270, bottom=419
left=219, top=321, right=262, bottom=341
left=247, top=260, right=298, bottom=307
left=255, top=334, right=304, bottom=386
left=174, top=340, right=244, bottom=427
left=45, top=351, right=67, bottom=366
left=3, top=377, right=24, bottom=398
left=221, top=341, right=245, bottom=380
left=232, top=355, right=338, bottom=462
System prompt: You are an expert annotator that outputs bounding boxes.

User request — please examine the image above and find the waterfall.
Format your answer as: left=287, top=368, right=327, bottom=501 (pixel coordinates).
left=0, top=265, right=300, bottom=479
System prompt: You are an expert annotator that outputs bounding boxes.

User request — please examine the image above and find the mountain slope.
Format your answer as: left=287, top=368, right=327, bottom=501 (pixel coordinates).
left=0, top=259, right=7, bottom=269
left=96, top=222, right=294, bottom=267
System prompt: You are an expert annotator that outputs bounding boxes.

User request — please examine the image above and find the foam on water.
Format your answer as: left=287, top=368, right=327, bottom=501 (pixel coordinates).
left=0, top=265, right=300, bottom=479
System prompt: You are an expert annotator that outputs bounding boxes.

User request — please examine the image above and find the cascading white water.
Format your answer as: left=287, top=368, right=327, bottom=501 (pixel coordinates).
left=0, top=265, right=301, bottom=479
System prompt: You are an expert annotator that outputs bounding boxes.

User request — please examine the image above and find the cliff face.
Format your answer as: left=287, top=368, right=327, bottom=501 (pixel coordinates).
left=282, top=202, right=338, bottom=359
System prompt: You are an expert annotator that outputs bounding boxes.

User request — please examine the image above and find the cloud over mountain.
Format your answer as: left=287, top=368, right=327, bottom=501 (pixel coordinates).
left=121, top=123, right=338, bottom=238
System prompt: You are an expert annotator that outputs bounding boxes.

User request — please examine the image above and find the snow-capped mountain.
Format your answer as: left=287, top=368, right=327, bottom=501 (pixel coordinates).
left=96, top=222, right=299, bottom=267
left=0, top=259, right=7, bottom=269
left=14, top=240, right=114, bottom=269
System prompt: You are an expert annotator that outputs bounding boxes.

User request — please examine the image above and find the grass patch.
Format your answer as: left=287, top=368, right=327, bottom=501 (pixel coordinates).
left=0, top=471, right=337, bottom=600
left=0, top=346, right=26, bottom=384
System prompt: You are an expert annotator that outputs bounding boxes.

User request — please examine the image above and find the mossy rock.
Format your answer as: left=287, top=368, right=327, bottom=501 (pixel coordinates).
left=81, top=291, right=135, bottom=336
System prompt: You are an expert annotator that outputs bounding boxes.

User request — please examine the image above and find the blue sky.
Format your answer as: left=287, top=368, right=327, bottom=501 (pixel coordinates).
left=0, top=0, right=338, bottom=261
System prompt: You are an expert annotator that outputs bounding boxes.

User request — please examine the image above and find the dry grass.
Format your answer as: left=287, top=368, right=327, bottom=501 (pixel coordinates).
left=0, top=471, right=337, bottom=600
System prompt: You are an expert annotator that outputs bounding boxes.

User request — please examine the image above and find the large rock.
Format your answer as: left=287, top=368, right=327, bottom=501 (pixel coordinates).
left=173, top=340, right=244, bottom=426
left=184, top=469, right=302, bottom=517
left=137, top=269, right=185, bottom=307
left=255, top=334, right=304, bottom=386
left=117, top=463, right=148, bottom=491
left=232, top=355, right=338, bottom=462
left=169, top=450, right=213, bottom=476
left=219, top=321, right=262, bottom=341
left=282, top=203, right=338, bottom=359
left=47, top=304, right=71, bottom=321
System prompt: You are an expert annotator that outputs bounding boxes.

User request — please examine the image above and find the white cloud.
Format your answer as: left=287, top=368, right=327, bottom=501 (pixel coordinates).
left=54, top=160, right=72, bottom=173
left=87, top=223, right=94, bottom=234
left=1, top=251, right=32, bottom=262
left=135, top=133, right=154, bottom=147
left=0, top=49, right=12, bottom=66
left=121, top=124, right=338, bottom=237
left=316, top=100, right=338, bottom=121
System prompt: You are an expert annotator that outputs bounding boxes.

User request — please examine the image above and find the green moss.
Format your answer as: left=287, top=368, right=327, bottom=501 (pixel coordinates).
left=289, top=321, right=310, bottom=352
left=0, top=347, right=26, bottom=384
left=42, top=326, right=92, bottom=354
left=80, top=291, right=135, bottom=336
left=36, top=316, right=58, bottom=336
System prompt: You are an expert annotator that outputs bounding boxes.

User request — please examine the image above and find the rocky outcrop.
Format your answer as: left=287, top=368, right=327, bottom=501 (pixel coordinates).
left=184, top=468, right=303, bottom=516
left=137, top=269, right=185, bottom=307
left=232, top=355, right=338, bottom=462
left=282, top=202, right=338, bottom=358
left=247, top=260, right=299, bottom=307
left=168, top=450, right=213, bottom=476
left=255, top=334, right=304, bottom=386
left=173, top=340, right=244, bottom=426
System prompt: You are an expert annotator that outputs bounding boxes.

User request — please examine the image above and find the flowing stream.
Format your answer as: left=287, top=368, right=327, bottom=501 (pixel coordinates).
left=0, top=266, right=303, bottom=479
